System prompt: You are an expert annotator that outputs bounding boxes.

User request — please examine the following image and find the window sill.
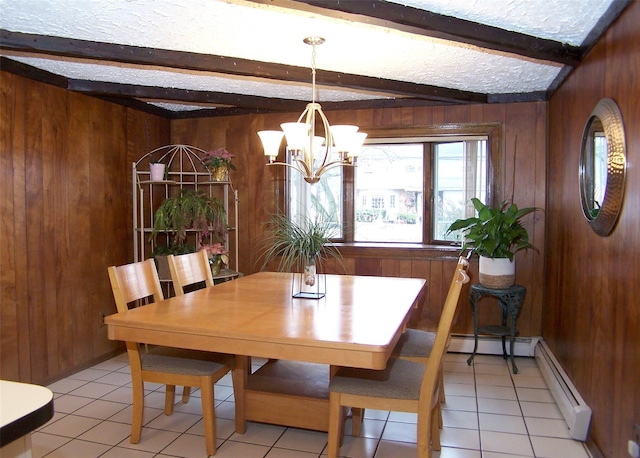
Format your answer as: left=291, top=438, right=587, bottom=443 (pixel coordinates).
left=332, top=242, right=464, bottom=260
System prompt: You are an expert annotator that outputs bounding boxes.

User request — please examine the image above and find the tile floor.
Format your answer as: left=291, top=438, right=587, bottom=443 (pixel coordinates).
left=30, top=352, right=592, bottom=458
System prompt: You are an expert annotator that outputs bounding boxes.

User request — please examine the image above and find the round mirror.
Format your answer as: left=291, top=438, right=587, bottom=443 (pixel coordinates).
left=579, top=98, right=626, bottom=236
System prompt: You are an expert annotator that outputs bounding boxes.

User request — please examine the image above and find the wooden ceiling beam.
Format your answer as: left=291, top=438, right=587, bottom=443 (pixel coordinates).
left=0, top=29, right=485, bottom=104
left=250, top=0, right=582, bottom=66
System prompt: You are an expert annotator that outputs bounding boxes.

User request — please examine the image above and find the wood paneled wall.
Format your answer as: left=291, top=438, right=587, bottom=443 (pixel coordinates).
left=0, top=63, right=547, bottom=388
left=546, top=3, right=640, bottom=457
left=0, top=71, right=169, bottom=384
left=172, top=101, right=547, bottom=335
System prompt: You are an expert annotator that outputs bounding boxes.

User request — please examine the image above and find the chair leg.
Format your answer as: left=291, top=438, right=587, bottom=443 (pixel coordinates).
left=164, top=385, right=176, bottom=415
left=351, top=407, right=364, bottom=436
left=439, top=371, right=446, bottom=404
left=182, top=386, right=192, bottom=403
left=416, top=408, right=432, bottom=458
left=200, top=377, right=216, bottom=456
left=327, top=393, right=343, bottom=458
left=130, top=377, right=144, bottom=444
left=431, top=404, right=441, bottom=451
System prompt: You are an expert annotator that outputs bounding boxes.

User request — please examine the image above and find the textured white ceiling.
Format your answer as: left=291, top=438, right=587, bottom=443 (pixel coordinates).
left=386, top=0, right=613, bottom=45
left=0, top=0, right=617, bottom=110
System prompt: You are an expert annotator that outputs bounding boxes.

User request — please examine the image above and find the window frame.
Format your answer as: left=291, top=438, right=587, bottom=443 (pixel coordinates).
left=340, top=123, right=502, bottom=245
left=283, top=123, right=502, bottom=248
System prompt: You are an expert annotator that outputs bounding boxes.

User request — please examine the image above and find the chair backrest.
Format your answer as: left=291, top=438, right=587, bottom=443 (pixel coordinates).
left=419, top=256, right=470, bottom=404
left=167, top=249, right=214, bottom=296
left=108, top=259, right=165, bottom=366
left=108, top=258, right=165, bottom=313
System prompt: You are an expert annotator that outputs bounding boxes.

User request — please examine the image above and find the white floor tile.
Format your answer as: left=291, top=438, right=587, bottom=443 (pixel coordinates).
left=228, top=421, right=286, bottom=446
left=68, top=381, right=119, bottom=399
left=50, top=394, right=94, bottom=414
left=439, top=427, right=481, bottom=450
left=100, top=447, right=156, bottom=458
left=381, top=420, right=417, bottom=443
left=30, top=431, right=72, bottom=458
left=144, top=410, right=201, bottom=433
left=72, top=399, right=128, bottom=420
left=46, top=378, right=87, bottom=394
left=38, top=353, right=578, bottom=458
left=39, top=414, right=101, bottom=438
left=117, top=428, right=182, bottom=453
left=42, top=438, right=111, bottom=458
left=442, top=395, right=478, bottom=412
left=441, top=409, right=479, bottom=430
left=525, top=417, right=572, bottom=439
left=520, top=401, right=564, bottom=419
left=274, top=428, right=328, bottom=454
left=67, top=368, right=111, bottom=382
left=266, top=447, right=319, bottom=457
left=326, top=434, right=378, bottom=458
left=78, top=419, right=132, bottom=445
left=477, top=398, right=522, bottom=416
left=480, top=430, right=534, bottom=456
left=212, top=440, right=271, bottom=458
left=478, top=412, right=527, bottom=434
left=375, top=439, right=418, bottom=458
left=515, top=387, right=555, bottom=403
left=476, top=384, right=517, bottom=401
left=159, top=432, right=214, bottom=457
left=530, top=435, right=591, bottom=458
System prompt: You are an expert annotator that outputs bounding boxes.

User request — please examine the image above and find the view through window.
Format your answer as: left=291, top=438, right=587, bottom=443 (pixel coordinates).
left=288, top=135, right=490, bottom=245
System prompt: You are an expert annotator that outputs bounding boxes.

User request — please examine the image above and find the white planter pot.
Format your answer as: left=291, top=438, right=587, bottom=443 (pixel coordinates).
left=149, top=163, right=166, bottom=181
left=479, top=256, right=515, bottom=289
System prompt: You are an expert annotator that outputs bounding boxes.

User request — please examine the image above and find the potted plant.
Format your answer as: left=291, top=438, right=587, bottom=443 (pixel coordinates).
left=258, top=213, right=342, bottom=293
left=203, top=147, right=236, bottom=181
left=148, top=149, right=167, bottom=181
left=151, top=190, right=227, bottom=277
left=201, top=242, right=229, bottom=276
left=446, top=198, right=539, bottom=288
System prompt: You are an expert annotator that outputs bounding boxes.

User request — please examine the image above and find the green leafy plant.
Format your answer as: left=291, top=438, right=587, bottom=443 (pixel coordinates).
left=446, top=198, right=539, bottom=261
left=151, top=189, right=226, bottom=255
left=258, top=213, right=343, bottom=273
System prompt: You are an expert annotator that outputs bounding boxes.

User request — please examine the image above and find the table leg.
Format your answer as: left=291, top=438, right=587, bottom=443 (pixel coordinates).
left=233, top=355, right=249, bottom=434
left=500, top=305, right=508, bottom=360
left=467, top=292, right=480, bottom=366
left=510, top=325, right=518, bottom=374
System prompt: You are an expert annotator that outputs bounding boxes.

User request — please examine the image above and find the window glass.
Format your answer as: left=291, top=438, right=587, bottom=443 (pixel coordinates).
left=434, top=140, right=487, bottom=241
left=354, top=144, right=423, bottom=243
left=289, top=164, right=343, bottom=238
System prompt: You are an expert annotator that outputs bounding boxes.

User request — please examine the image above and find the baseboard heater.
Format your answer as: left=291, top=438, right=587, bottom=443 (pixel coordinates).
left=535, top=340, right=592, bottom=441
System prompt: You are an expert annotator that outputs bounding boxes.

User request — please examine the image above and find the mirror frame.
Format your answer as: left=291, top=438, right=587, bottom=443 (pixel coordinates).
left=579, top=98, right=627, bottom=236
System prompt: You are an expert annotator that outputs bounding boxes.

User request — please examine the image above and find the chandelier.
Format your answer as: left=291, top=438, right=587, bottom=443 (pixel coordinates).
left=258, top=37, right=367, bottom=184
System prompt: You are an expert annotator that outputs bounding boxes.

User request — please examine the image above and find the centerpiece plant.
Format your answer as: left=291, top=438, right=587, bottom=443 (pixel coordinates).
left=446, top=198, right=539, bottom=288
left=259, top=213, right=342, bottom=287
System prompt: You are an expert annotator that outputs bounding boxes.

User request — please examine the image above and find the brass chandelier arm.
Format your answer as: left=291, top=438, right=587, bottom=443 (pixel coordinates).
left=258, top=37, right=366, bottom=184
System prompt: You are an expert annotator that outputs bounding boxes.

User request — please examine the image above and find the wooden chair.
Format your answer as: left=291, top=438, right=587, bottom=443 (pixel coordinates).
left=108, top=259, right=232, bottom=456
left=391, top=255, right=471, bottom=406
left=167, top=249, right=214, bottom=296
left=165, top=249, right=216, bottom=403
left=327, top=259, right=470, bottom=458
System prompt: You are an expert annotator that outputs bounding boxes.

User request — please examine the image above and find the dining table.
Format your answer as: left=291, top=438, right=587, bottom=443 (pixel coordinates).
left=105, top=271, right=427, bottom=433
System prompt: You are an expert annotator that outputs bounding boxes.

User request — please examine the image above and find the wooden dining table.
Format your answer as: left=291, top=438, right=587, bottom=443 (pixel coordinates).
left=105, top=271, right=427, bottom=433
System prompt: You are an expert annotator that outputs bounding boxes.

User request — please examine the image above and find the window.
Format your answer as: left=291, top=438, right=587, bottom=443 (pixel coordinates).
left=288, top=125, right=499, bottom=245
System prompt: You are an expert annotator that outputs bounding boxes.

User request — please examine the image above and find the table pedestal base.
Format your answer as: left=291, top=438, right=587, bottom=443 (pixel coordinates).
left=235, top=358, right=331, bottom=432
